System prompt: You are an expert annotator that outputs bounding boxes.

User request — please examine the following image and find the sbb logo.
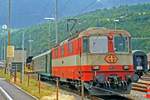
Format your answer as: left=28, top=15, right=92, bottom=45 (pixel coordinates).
left=105, top=54, right=118, bottom=63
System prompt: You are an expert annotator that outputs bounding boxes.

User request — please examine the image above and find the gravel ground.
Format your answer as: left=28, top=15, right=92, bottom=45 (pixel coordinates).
left=40, top=90, right=90, bottom=100
left=44, top=82, right=90, bottom=100
left=125, top=90, right=149, bottom=100
left=48, top=89, right=90, bottom=100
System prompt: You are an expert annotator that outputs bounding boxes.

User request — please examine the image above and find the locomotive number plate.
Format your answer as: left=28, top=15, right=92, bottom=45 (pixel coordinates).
left=105, top=54, right=118, bottom=63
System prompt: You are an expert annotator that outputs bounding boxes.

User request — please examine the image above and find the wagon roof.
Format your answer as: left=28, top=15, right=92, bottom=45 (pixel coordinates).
left=147, top=53, right=150, bottom=61
left=32, top=50, right=51, bottom=60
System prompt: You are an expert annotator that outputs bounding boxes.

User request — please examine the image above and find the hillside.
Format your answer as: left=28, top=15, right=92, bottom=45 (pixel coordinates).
left=0, top=0, right=150, bottom=27
left=6, top=3, right=150, bottom=56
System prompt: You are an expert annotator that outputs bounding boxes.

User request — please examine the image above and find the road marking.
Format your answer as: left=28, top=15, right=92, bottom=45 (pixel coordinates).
left=0, top=87, right=13, bottom=100
left=0, top=78, right=5, bottom=80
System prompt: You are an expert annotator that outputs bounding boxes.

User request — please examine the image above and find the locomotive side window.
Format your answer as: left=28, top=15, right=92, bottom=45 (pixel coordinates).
left=55, top=48, right=58, bottom=58
left=61, top=46, right=64, bottom=57
left=89, top=36, right=108, bottom=53
left=83, top=37, right=89, bottom=53
left=68, top=41, right=73, bottom=54
left=114, top=34, right=129, bottom=53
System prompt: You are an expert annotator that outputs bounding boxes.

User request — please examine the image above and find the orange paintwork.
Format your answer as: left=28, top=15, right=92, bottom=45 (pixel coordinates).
left=52, top=65, right=134, bottom=81
left=51, top=28, right=133, bottom=82
left=52, top=38, right=81, bottom=59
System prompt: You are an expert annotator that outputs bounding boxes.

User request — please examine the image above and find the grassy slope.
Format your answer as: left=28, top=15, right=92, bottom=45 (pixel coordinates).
left=10, top=3, right=150, bottom=56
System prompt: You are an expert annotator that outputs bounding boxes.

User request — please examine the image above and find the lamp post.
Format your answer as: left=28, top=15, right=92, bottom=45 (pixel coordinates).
left=44, top=17, right=55, bottom=49
left=114, top=19, right=119, bottom=31
left=2, top=25, right=7, bottom=70
left=55, top=0, right=58, bottom=44
left=28, top=39, right=33, bottom=56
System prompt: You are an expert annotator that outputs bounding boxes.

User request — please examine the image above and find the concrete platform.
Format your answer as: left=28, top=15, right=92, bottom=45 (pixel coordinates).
left=0, top=78, right=36, bottom=100
left=0, top=92, right=5, bottom=100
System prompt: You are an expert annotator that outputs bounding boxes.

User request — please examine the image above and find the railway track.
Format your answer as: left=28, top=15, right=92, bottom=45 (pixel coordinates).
left=141, top=73, right=150, bottom=81
left=44, top=80, right=132, bottom=100
left=97, top=95, right=133, bottom=100
left=60, top=84, right=132, bottom=100
left=132, top=72, right=150, bottom=92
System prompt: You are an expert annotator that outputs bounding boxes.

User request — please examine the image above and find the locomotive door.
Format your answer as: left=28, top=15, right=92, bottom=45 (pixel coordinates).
left=45, top=55, right=48, bottom=73
left=49, top=52, right=52, bottom=74
left=46, top=52, right=52, bottom=74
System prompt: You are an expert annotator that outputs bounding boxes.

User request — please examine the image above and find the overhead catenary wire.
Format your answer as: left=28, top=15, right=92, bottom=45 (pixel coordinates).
left=65, top=0, right=100, bottom=34
left=78, top=1, right=99, bottom=16
left=60, top=0, right=71, bottom=16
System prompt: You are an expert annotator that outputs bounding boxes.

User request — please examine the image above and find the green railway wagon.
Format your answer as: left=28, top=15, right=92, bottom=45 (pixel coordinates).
left=32, top=50, right=52, bottom=80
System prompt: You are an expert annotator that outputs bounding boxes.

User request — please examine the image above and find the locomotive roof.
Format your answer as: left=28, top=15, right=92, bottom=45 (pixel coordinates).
left=132, top=50, right=146, bottom=53
left=132, top=50, right=147, bottom=56
left=56, top=27, right=131, bottom=47
left=79, top=27, right=131, bottom=37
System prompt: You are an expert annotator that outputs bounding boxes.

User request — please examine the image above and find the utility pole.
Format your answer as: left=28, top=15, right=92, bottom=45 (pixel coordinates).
left=21, top=32, right=25, bottom=83
left=8, top=0, right=11, bottom=45
left=44, top=17, right=55, bottom=49
left=2, top=25, right=7, bottom=73
left=66, top=18, right=78, bottom=36
left=6, top=0, right=12, bottom=74
left=3, top=33, right=6, bottom=63
left=114, top=19, right=119, bottom=32
left=55, top=0, right=58, bottom=44
left=28, top=33, right=33, bottom=56
left=28, top=39, right=33, bottom=56
left=48, top=20, right=51, bottom=49
left=1, top=40, right=3, bottom=60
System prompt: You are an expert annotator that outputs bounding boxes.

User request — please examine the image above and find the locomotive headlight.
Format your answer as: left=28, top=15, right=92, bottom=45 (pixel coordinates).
left=123, top=65, right=129, bottom=70
left=92, top=66, right=100, bottom=71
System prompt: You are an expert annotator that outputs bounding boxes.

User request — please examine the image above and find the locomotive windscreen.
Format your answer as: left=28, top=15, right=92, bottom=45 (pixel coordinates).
left=114, top=34, right=129, bottom=53
left=89, top=36, right=108, bottom=53
left=132, top=50, right=148, bottom=72
left=136, top=56, right=143, bottom=70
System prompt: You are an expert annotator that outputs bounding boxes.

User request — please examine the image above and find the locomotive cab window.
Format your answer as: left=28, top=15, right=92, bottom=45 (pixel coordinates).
left=114, top=34, right=129, bottom=53
left=83, top=37, right=89, bottom=53
left=89, top=36, right=108, bottom=53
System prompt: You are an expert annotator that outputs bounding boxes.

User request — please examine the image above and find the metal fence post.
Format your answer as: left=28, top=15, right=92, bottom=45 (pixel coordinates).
left=56, top=78, right=59, bottom=100
left=81, top=80, right=84, bottom=100
left=38, top=74, right=41, bottom=94
left=27, top=72, right=30, bottom=86
left=14, top=65, right=17, bottom=83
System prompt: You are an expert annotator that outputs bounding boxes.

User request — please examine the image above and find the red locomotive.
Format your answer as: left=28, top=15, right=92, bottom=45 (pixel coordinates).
left=32, top=27, right=137, bottom=95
